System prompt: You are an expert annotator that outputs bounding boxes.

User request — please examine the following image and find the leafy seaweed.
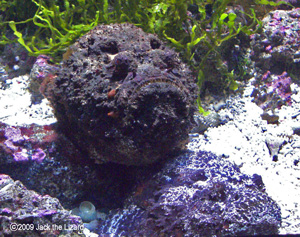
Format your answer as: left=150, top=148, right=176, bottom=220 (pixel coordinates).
left=255, top=0, right=292, bottom=7
left=0, top=0, right=112, bottom=59
left=0, top=0, right=289, bottom=113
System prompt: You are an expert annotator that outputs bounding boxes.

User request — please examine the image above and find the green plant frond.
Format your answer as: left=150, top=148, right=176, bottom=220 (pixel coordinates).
left=163, top=31, right=185, bottom=49
left=8, top=21, right=33, bottom=53
left=197, top=97, right=210, bottom=116
left=229, top=80, right=239, bottom=91
left=255, top=0, right=293, bottom=7
left=0, top=0, right=285, bottom=95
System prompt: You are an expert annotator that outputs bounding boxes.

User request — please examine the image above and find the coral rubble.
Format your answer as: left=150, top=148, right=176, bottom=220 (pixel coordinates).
left=251, top=9, right=300, bottom=78
left=42, top=23, right=198, bottom=165
left=249, top=9, right=299, bottom=115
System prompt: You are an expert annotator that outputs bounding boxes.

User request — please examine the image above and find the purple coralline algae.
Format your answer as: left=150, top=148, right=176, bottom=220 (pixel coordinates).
left=250, top=8, right=300, bottom=77
left=249, top=9, right=299, bottom=113
left=0, top=174, right=84, bottom=236
left=95, top=151, right=281, bottom=236
left=31, top=148, right=46, bottom=163
left=0, top=122, right=140, bottom=209
left=3, top=127, right=25, bottom=144
left=0, top=123, right=49, bottom=164
left=270, top=71, right=292, bottom=105
left=39, top=23, right=198, bottom=166
left=251, top=71, right=292, bottom=111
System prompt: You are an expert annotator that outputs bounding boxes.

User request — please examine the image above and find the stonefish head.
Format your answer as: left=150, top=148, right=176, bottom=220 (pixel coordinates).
left=44, top=23, right=198, bottom=165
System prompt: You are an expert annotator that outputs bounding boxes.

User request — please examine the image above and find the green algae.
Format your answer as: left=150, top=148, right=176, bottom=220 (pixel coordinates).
left=0, top=0, right=291, bottom=111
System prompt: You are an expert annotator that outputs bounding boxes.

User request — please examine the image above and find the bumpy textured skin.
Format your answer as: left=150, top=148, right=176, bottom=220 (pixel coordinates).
left=96, top=151, right=281, bottom=236
left=46, top=23, right=198, bottom=165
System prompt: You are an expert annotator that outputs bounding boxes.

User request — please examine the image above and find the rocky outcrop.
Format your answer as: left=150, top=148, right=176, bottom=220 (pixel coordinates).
left=0, top=174, right=84, bottom=236
left=96, top=151, right=281, bottom=236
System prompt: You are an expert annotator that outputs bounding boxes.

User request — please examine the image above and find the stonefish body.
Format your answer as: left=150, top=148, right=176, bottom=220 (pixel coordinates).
left=43, top=23, right=198, bottom=165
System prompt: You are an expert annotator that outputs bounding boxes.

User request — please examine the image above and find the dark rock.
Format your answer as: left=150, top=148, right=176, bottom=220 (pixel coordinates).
left=261, top=112, right=280, bottom=124
left=29, top=55, right=59, bottom=104
left=41, top=23, right=198, bottom=166
left=251, top=71, right=292, bottom=112
left=0, top=122, right=281, bottom=235
left=0, top=122, right=140, bottom=209
left=0, top=174, right=84, bottom=236
left=96, top=151, right=281, bottom=236
left=250, top=9, right=300, bottom=79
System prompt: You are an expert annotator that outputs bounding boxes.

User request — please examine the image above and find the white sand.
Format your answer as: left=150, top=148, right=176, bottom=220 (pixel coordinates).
left=0, top=75, right=56, bottom=125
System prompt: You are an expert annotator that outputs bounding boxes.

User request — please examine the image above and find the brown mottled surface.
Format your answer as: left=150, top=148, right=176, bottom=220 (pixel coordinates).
left=46, top=23, right=198, bottom=165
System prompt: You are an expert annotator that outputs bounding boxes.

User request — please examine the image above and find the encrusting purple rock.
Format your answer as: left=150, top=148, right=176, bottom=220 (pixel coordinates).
left=95, top=151, right=281, bottom=236
left=249, top=8, right=298, bottom=117
left=0, top=174, right=84, bottom=236
left=250, top=8, right=300, bottom=79
left=41, top=23, right=198, bottom=166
